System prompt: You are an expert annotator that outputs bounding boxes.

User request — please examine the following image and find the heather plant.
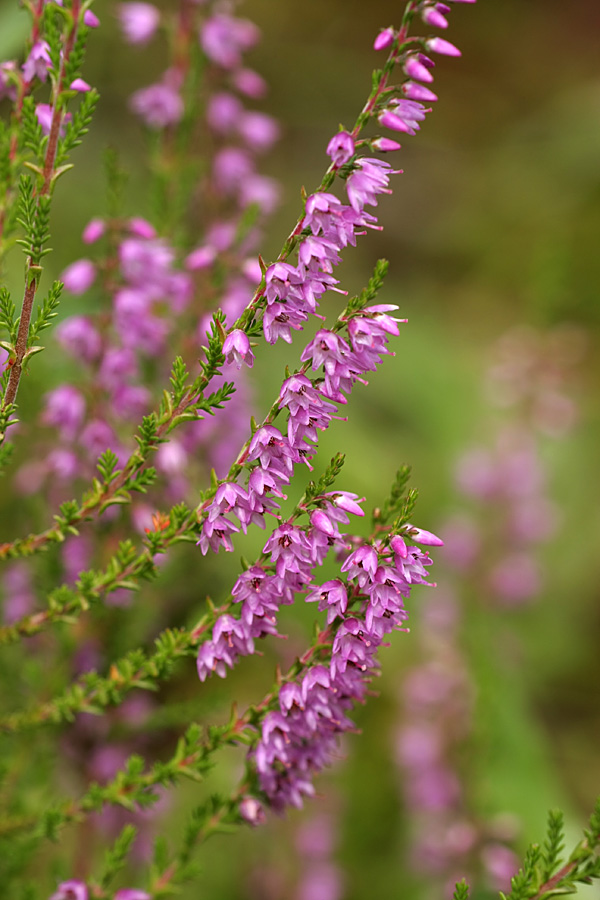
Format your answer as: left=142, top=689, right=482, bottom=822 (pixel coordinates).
left=0, top=1, right=597, bottom=899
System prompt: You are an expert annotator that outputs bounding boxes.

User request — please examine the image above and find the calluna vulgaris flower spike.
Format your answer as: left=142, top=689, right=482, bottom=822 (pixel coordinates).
left=10, top=3, right=598, bottom=900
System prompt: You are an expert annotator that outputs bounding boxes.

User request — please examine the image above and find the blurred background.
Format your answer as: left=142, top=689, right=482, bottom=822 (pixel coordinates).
left=1, top=1, right=599, bottom=898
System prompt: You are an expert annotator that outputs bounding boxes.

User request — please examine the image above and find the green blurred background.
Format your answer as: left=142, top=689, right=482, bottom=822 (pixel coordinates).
left=1, top=1, right=600, bottom=897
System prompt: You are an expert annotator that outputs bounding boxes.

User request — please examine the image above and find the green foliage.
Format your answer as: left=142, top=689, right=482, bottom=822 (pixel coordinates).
left=16, top=176, right=52, bottom=265
left=63, top=22, right=90, bottom=87
left=542, top=810, right=566, bottom=881
left=20, top=97, right=44, bottom=162
left=15, top=175, right=35, bottom=254
left=27, top=280, right=62, bottom=347
left=0, top=120, right=11, bottom=190
left=302, top=452, right=346, bottom=507
left=96, top=448, right=121, bottom=484
left=42, top=1, right=63, bottom=73
left=170, top=355, right=190, bottom=406
left=200, top=313, right=226, bottom=377
left=372, top=464, right=412, bottom=527
left=55, top=89, right=99, bottom=169
left=135, top=413, right=161, bottom=458
left=501, top=803, right=600, bottom=900
left=97, top=825, right=138, bottom=892
left=0, top=287, right=17, bottom=344
left=104, top=146, right=128, bottom=218
left=453, top=879, right=470, bottom=900
left=345, top=258, right=389, bottom=314
left=0, top=440, right=13, bottom=478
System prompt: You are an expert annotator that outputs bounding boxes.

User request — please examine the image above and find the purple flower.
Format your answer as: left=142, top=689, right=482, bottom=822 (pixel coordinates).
left=233, top=67, right=267, bottom=98
left=238, top=111, right=280, bottom=152
left=263, top=521, right=314, bottom=580
left=56, top=316, right=102, bottom=363
left=346, top=158, right=398, bottom=211
left=239, top=174, right=281, bottom=214
left=213, top=147, right=254, bottom=191
left=247, top=424, right=295, bottom=482
left=80, top=419, right=118, bottom=461
left=371, top=137, right=402, bottom=152
left=22, top=40, right=52, bottom=83
left=99, top=347, right=138, bottom=389
left=196, top=614, right=254, bottom=680
left=223, top=329, right=254, bottom=369
left=114, top=290, right=167, bottom=354
left=197, top=509, right=239, bottom=555
left=239, top=796, right=266, bottom=825
left=0, top=61, right=18, bottom=102
left=425, top=37, right=461, bottom=57
left=301, top=329, right=364, bottom=400
left=305, top=579, right=348, bottom=624
left=70, top=78, right=91, bottom=92
left=82, top=218, right=105, bottom=244
left=48, top=882, right=88, bottom=900
left=378, top=99, right=428, bottom=136
left=402, top=82, right=438, bottom=102
left=36, top=104, right=71, bottom=137
left=232, top=566, right=286, bottom=619
left=61, top=259, right=96, bottom=295
left=326, top=131, right=355, bottom=167
left=130, top=77, right=183, bottom=129
left=403, top=53, right=435, bottom=83
left=42, top=386, right=86, bottom=440
left=279, top=374, right=338, bottom=445
left=421, top=3, right=450, bottom=29
left=200, top=14, right=260, bottom=69
left=405, top=525, right=444, bottom=546
left=128, top=217, right=156, bottom=239
left=185, top=245, right=216, bottom=270
left=373, top=26, right=395, bottom=51
left=206, top=91, right=243, bottom=134
left=83, top=9, right=100, bottom=27
left=340, top=544, right=378, bottom=587
left=118, top=2, right=160, bottom=44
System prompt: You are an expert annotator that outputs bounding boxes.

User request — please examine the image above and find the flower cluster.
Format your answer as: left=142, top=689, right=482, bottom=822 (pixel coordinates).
left=49, top=882, right=148, bottom=900
left=249, top=526, right=440, bottom=810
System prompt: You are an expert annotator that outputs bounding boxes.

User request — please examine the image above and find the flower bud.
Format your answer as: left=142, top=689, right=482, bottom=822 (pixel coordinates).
left=425, top=37, right=461, bottom=57
left=373, top=26, right=395, bottom=51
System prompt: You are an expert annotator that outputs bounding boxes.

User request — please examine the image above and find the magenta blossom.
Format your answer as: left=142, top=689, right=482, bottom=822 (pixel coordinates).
left=61, top=259, right=96, bottom=295
left=118, top=2, right=160, bottom=44
left=223, top=329, right=255, bottom=369
left=326, top=131, right=355, bottom=167
left=22, top=40, right=52, bottom=83
left=130, top=76, right=184, bottom=128
left=373, top=26, right=395, bottom=51
left=48, top=882, right=87, bottom=900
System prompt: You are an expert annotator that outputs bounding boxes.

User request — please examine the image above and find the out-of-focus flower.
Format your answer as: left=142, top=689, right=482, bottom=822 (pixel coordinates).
left=118, top=2, right=160, bottom=44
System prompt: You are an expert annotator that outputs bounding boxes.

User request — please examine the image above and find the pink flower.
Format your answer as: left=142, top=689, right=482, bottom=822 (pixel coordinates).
left=326, top=131, right=355, bottom=167
left=223, top=330, right=254, bottom=369
left=239, top=796, right=266, bottom=825
left=22, top=40, right=52, bottom=83
left=61, top=259, right=96, bottom=294
left=130, top=75, right=183, bottom=128
left=49, top=880, right=88, bottom=900
left=70, top=78, right=91, bottom=92
left=118, top=2, right=160, bottom=44
left=421, top=3, right=450, bottom=29
left=82, top=218, right=105, bottom=243
left=0, top=61, right=18, bottom=101
left=200, top=13, right=260, bottom=69
left=373, top=26, right=395, bottom=51
left=425, top=37, right=461, bottom=57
